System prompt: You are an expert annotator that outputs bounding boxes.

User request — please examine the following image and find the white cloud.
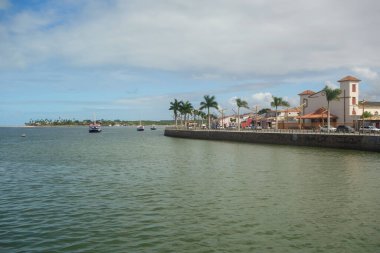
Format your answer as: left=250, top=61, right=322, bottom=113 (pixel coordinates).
left=324, top=80, right=339, bottom=89
left=228, top=96, right=238, bottom=107
left=285, top=96, right=299, bottom=107
left=1, top=0, right=380, bottom=77
left=252, top=92, right=273, bottom=105
left=351, top=67, right=379, bottom=80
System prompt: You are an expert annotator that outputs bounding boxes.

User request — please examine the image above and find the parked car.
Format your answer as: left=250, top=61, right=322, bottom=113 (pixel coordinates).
left=336, top=125, right=355, bottom=133
left=320, top=125, right=337, bottom=132
left=359, top=126, right=380, bottom=133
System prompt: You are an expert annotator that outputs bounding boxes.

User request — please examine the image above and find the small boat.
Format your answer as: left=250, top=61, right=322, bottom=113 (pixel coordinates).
left=150, top=125, right=157, bottom=130
left=21, top=133, right=26, bottom=137
left=89, top=114, right=102, bottom=133
left=137, top=120, right=144, bottom=131
left=89, top=123, right=102, bottom=133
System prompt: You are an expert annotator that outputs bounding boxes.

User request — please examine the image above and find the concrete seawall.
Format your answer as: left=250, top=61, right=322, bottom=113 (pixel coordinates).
left=164, top=128, right=380, bottom=152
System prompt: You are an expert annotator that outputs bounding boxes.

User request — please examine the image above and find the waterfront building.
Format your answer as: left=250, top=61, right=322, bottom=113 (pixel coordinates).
left=218, top=115, right=237, bottom=128
left=298, top=75, right=380, bottom=129
left=217, top=113, right=254, bottom=128
left=215, top=75, right=380, bottom=130
left=275, top=108, right=301, bottom=129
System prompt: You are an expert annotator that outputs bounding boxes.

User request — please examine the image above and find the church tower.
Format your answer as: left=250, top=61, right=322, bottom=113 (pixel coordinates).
left=337, top=75, right=361, bottom=124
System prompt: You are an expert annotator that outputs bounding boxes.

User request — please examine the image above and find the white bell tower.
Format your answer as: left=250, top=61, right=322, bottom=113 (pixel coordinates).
left=337, top=75, right=361, bottom=124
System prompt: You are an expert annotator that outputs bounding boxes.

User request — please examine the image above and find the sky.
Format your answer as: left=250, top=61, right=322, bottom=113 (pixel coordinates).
left=1, top=0, right=380, bottom=126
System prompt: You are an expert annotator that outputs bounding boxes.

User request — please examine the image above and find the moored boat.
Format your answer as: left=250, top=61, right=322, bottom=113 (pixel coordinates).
left=137, top=120, right=144, bottom=131
left=89, top=113, right=102, bottom=133
left=150, top=125, right=157, bottom=130
left=89, top=123, right=102, bottom=133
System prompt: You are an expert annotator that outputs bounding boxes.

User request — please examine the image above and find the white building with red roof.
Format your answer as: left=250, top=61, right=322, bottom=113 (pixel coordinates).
left=298, top=75, right=380, bottom=129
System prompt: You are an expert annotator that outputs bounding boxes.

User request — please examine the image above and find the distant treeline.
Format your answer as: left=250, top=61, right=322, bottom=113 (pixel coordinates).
left=25, top=118, right=174, bottom=126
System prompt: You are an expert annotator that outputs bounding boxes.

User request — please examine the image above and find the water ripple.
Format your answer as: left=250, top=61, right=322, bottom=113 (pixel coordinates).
left=0, top=127, right=379, bottom=252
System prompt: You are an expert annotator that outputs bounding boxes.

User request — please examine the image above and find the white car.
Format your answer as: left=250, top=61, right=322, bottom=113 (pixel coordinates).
left=320, top=125, right=336, bottom=132
left=359, top=126, right=380, bottom=133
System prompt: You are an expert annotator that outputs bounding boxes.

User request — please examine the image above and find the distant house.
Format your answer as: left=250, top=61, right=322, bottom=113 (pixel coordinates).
left=360, top=102, right=380, bottom=128
left=217, top=113, right=256, bottom=129
left=217, top=115, right=238, bottom=128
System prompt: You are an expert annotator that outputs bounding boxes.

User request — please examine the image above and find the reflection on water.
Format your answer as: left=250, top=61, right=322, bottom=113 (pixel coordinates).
left=0, top=127, right=379, bottom=252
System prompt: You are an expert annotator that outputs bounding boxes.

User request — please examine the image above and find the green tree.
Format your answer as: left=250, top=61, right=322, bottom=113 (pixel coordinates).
left=169, top=99, right=183, bottom=128
left=199, top=95, right=218, bottom=129
left=322, top=86, right=341, bottom=132
left=362, top=111, right=372, bottom=119
left=236, top=98, right=249, bottom=130
left=271, top=96, right=290, bottom=130
left=192, top=109, right=199, bottom=122
left=361, top=111, right=372, bottom=129
left=198, top=111, right=207, bottom=126
left=179, top=101, right=194, bottom=127
left=192, top=109, right=203, bottom=127
left=258, top=108, right=271, bottom=115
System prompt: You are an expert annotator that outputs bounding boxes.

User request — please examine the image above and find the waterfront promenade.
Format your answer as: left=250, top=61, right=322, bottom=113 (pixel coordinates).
left=165, top=127, right=380, bottom=152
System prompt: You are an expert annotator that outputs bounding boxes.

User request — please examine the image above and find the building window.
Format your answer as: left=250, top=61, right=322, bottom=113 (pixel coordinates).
left=352, top=84, right=356, bottom=92
left=375, top=111, right=379, bottom=116
left=352, top=97, right=356, bottom=105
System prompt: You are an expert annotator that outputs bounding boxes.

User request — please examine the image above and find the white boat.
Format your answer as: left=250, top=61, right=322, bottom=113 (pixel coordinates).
left=150, top=125, right=157, bottom=130
left=137, top=120, right=144, bottom=131
left=89, top=114, right=102, bottom=133
left=89, top=123, right=102, bottom=133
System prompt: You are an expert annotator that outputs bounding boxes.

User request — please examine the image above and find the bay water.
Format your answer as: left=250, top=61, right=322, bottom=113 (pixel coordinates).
left=0, top=127, right=379, bottom=252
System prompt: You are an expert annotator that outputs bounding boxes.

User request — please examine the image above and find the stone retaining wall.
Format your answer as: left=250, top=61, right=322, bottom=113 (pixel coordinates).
left=164, top=129, right=380, bottom=152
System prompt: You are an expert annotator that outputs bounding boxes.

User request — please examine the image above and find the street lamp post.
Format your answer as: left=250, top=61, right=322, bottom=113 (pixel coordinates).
left=353, top=104, right=359, bottom=130
left=218, top=108, right=226, bottom=128
left=361, top=99, right=366, bottom=133
left=297, top=102, right=307, bottom=130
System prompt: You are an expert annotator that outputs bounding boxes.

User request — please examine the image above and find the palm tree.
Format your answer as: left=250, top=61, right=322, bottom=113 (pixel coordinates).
left=217, top=107, right=226, bottom=129
left=192, top=109, right=203, bottom=128
left=198, top=111, right=207, bottom=127
left=322, top=86, right=341, bottom=132
left=169, top=99, right=183, bottom=128
left=361, top=111, right=372, bottom=130
left=192, top=109, right=199, bottom=122
left=199, top=95, right=218, bottom=129
left=179, top=101, right=194, bottom=127
left=271, top=96, right=290, bottom=130
left=236, top=98, right=249, bottom=130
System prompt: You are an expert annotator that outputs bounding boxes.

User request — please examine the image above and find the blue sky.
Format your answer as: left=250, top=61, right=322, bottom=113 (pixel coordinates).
left=1, top=0, right=379, bottom=126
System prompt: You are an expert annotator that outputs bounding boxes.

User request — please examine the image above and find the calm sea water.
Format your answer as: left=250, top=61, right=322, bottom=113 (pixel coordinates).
left=0, top=126, right=379, bottom=253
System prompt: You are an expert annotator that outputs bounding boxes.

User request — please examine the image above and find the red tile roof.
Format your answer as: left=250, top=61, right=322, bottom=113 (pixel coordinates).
left=338, top=75, right=361, bottom=82
left=298, top=90, right=315, bottom=96
left=298, top=107, right=337, bottom=119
